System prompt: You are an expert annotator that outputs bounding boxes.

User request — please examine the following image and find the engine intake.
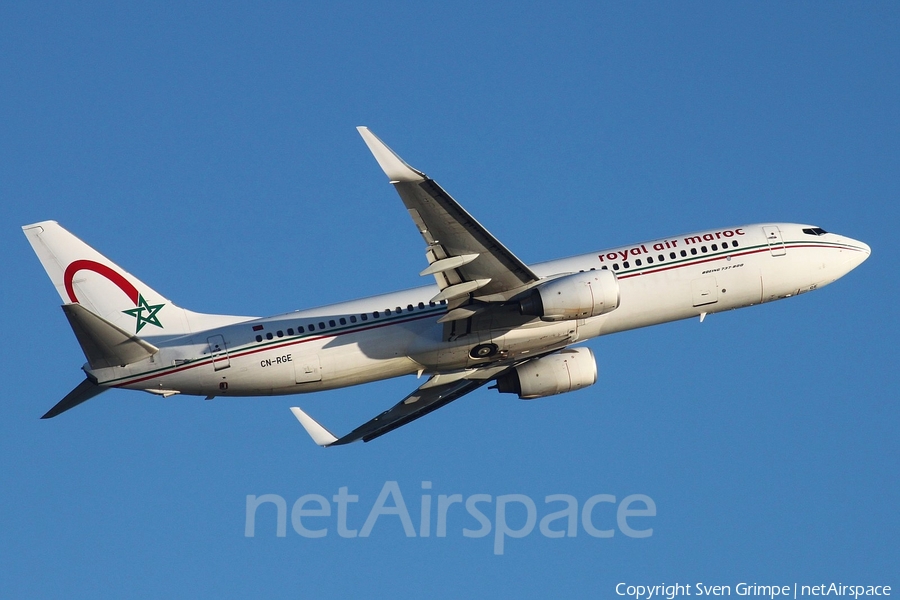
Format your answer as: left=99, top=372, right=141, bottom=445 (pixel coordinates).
left=495, top=347, right=597, bottom=399
left=519, top=270, right=619, bottom=321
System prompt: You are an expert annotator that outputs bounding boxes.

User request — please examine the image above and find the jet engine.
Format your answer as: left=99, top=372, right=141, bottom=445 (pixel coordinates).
left=518, top=270, right=619, bottom=321
left=494, top=347, right=597, bottom=399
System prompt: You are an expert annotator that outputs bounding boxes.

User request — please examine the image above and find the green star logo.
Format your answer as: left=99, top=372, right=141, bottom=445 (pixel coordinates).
left=122, top=294, right=165, bottom=333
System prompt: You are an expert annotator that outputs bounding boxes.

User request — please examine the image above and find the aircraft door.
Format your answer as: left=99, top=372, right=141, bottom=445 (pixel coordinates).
left=207, top=334, right=230, bottom=371
left=691, top=277, right=719, bottom=307
left=295, top=354, right=322, bottom=384
left=763, top=226, right=786, bottom=256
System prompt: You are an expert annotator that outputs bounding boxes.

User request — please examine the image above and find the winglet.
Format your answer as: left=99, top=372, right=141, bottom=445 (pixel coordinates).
left=356, top=127, right=426, bottom=183
left=290, top=406, right=339, bottom=447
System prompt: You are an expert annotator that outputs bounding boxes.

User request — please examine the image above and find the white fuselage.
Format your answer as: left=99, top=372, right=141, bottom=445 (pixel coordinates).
left=86, top=223, right=869, bottom=399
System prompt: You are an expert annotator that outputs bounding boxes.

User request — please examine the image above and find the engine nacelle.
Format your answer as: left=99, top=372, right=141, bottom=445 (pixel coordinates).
left=519, top=270, right=619, bottom=321
left=494, top=347, right=598, bottom=399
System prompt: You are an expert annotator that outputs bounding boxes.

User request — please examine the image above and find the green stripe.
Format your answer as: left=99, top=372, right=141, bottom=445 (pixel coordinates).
left=103, top=306, right=446, bottom=386
left=613, top=242, right=768, bottom=276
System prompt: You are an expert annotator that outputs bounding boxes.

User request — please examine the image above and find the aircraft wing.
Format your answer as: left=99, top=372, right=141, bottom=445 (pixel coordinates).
left=290, top=369, right=506, bottom=446
left=357, top=127, right=540, bottom=310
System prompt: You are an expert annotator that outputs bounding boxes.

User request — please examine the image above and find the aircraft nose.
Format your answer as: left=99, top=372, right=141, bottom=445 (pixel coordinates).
left=839, top=237, right=871, bottom=273
left=850, top=238, right=871, bottom=263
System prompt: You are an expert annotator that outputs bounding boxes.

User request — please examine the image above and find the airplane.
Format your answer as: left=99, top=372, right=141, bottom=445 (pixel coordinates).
left=23, top=127, right=871, bottom=447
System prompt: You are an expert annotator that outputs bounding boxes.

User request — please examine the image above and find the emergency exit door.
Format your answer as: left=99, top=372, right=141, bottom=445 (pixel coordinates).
left=762, top=226, right=786, bottom=256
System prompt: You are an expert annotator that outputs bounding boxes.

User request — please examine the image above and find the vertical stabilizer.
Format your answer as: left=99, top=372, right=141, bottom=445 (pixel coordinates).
left=23, top=221, right=253, bottom=339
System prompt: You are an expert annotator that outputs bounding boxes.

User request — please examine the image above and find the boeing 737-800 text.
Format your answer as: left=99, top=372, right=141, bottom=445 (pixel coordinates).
left=23, top=127, right=870, bottom=446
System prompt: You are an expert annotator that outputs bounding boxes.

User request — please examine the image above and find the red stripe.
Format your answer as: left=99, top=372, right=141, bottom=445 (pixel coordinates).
left=110, top=241, right=865, bottom=387
left=64, top=259, right=140, bottom=304
left=618, top=243, right=863, bottom=279
left=110, top=311, right=438, bottom=388
left=618, top=247, right=768, bottom=279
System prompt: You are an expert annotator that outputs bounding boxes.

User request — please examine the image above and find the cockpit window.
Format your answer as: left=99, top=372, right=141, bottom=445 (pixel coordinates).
left=802, top=227, right=828, bottom=236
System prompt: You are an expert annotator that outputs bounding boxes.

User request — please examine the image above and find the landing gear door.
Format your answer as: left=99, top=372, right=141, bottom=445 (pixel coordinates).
left=763, top=226, right=786, bottom=256
left=207, top=334, right=230, bottom=371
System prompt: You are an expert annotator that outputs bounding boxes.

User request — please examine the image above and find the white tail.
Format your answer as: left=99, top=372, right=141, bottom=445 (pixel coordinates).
left=23, top=221, right=253, bottom=340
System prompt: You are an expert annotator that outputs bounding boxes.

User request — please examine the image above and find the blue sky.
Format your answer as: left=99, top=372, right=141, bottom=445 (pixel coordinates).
left=1, top=2, right=897, bottom=598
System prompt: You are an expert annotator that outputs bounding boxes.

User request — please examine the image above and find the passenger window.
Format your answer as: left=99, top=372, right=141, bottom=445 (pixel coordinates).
left=690, top=248, right=697, bottom=255
left=623, top=261, right=630, bottom=268
left=350, top=315, right=357, bottom=323
left=396, top=307, right=402, bottom=313
left=373, top=311, right=380, bottom=318
left=647, top=257, right=653, bottom=264
left=298, top=326, right=305, bottom=333
left=732, top=240, right=738, bottom=247
left=418, top=302, right=425, bottom=309
left=385, top=308, right=392, bottom=316
left=308, top=323, right=315, bottom=331
left=680, top=250, right=687, bottom=257
left=319, top=322, right=326, bottom=329
left=266, top=333, right=273, bottom=340
left=658, top=255, right=664, bottom=262
left=287, top=328, right=294, bottom=335
left=407, top=305, right=413, bottom=312
left=635, top=259, right=642, bottom=266
left=277, top=330, right=284, bottom=338
left=701, top=246, right=707, bottom=253
left=255, top=335, right=263, bottom=343
left=361, top=314, right=368, bottom=321
left=601, top=265, right=608, bottom=270
left=711, top=244, right=718, bottom=251
left=613, top=263, right=619, bottom=271
left=670, top=252, right=677, bottom=259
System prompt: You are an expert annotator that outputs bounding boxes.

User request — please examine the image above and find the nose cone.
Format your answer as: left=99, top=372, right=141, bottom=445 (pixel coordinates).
left=847, top=238, right=871, bottom=267
left=833, top=236, right=870, bottom=279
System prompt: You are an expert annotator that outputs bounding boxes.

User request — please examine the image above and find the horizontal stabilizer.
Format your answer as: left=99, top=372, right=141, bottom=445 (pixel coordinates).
left=62, top=303, right=159, bottom=369
left=42, top=378, right=107, bottom=419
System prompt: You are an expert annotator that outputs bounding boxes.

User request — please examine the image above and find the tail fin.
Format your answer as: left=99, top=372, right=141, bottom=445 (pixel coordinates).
left=23, top=221, right=252, bottom=339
